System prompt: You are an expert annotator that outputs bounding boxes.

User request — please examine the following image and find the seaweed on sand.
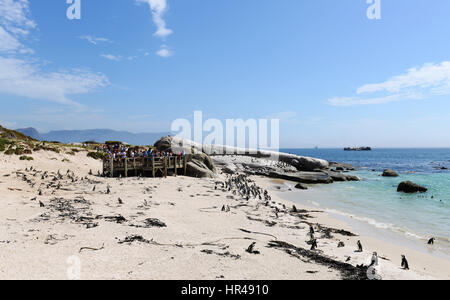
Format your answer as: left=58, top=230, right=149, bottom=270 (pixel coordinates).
left=129, top=218, right=167, bottom=228
left=267, top=241, right=368, bottom=280
left=201, top=249, right=241, bottom=260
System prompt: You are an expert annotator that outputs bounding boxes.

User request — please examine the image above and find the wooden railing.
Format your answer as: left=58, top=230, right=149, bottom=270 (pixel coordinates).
left=102, top=155, right=190, bottom=178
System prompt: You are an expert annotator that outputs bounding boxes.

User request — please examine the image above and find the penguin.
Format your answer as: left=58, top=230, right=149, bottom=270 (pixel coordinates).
left=118, top=198, right=123, bottom=205
left=369, top=252, right=378, bottom=267
left=401, top=255, right=409, bottom=270
left=245, top=242, right=260, bottom=254
left=310, top=239, right=318, bottom=251
left=428, top=238, right=435, bottom=245
left=39, top=201, right=45, bottom=208
left=357, top=240, right=363, bottom=252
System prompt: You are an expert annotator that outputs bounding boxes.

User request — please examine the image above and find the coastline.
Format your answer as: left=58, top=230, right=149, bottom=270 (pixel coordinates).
left=1, top=148, right=450, bottom=280
left=264, top=177, right=450, bottom=280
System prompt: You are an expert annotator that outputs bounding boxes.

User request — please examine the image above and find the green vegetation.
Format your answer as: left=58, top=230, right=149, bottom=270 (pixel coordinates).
left=4, top=149, right=14, bottom=155
left=19, top=155, right=34, bottom=161
left=33, top=144, right=61, bottom=153
left=0, top=138, right=12, bottom=152
left=14, top=147, right=25, bottom=155
left=105, top=141, right=122, bottom=145
left=87, top=151, right=106, bottom=160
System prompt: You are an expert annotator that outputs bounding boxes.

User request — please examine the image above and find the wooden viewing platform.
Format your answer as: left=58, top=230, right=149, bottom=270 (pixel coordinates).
left=103, top=155, right=190, bottom=178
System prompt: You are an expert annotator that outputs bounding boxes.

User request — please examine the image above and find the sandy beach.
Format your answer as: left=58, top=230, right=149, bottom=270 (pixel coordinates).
left=1, top=148, right=449, bottom=280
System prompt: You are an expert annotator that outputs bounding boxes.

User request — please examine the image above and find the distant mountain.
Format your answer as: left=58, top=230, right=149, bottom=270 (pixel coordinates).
left=15, top=127, right=41, bottom=140
left=1, top=125, right=36, bottom=141
left=15, top=128, right=170, bottom=145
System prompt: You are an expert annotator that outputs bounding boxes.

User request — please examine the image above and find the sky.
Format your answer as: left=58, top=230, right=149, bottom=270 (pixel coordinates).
left=1, top=0, right=450, bottom=148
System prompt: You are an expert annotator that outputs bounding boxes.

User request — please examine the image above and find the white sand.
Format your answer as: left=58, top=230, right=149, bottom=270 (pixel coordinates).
left=1, top=149, right=449, bottom=280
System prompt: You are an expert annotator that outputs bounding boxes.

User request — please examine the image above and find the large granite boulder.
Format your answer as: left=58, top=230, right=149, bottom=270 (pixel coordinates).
left=268, top=171, right=333, bottom=184
left=154, top=136, right=172, bottom=151
left=154, top=136, right=329, bottom=172
left=324, top=171, right=360, bottom=182
left=186, top=153, right=216, bottom=178
left=397, top=181, right=427, bottom=193
left=186, top=160, right=215, bottom=178
left=154, top=137, right=216, bottom=178
left=382, top=169, right=399, bottom=177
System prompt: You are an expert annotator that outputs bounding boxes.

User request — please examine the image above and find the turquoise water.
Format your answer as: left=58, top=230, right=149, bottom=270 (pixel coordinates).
left=280, top=148, right=450, bottom=257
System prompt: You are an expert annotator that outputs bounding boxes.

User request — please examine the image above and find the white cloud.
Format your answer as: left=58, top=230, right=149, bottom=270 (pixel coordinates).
left=329, top=61, right=450, bottom=106
left=79, top=35, right=111, bottom=45
left=156, top=45, right=173, bottom=57
left=137, top=0, right=172, bottom=38
left=0, top=57, right=109, bottom=106
left=0, top=26, right=21, bottom=52
left=100, top=54, right=122, bottom=61
left=0, top=1, right=109, bottom=106
left=0, top=0, right=35, bottom=54
left=0, top=0, right=36, bottom=31
left=266, top=111, right=298, bottom=122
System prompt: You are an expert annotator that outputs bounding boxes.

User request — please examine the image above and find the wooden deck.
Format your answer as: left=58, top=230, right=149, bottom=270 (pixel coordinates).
left=103, top=155, right=190, bottom=178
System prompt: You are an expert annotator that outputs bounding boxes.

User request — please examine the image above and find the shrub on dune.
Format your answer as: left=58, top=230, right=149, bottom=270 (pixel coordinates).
left=87, top=152, right=106, bottom=160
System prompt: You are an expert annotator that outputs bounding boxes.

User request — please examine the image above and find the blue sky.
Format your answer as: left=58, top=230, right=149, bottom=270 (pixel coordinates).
left=1, top=0, right=450, bottom=147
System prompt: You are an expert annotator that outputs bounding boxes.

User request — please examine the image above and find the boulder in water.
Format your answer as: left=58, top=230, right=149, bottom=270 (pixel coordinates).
left=382, top=169, right=399, bottom=177
left=294, top=183, right=308, bottom=190
left=397, top=181, right=427, bottom=193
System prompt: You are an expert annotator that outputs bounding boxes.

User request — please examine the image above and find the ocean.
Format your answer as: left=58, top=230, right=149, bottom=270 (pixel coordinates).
left=280, top=148, right=450, bottom=259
